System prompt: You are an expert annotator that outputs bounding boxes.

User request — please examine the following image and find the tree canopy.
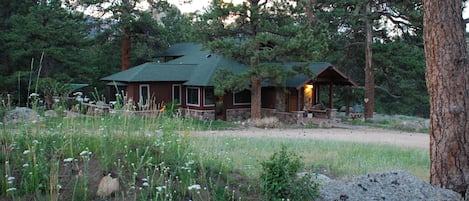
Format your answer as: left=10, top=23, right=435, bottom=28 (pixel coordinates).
left=195, top=0, right=329, bottom=118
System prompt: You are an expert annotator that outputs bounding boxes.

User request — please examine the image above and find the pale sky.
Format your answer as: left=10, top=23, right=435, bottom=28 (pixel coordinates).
left=168, top=0, right=243, bottom=13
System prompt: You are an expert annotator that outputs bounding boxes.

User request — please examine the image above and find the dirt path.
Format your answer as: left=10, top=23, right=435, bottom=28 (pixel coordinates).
left=193, top=127, right=429, bottom=150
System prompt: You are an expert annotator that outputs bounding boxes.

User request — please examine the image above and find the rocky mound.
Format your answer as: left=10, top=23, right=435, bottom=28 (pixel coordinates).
left=318, top=170, right=462, bottom=201
left=3, top=107, right=43, bottom=125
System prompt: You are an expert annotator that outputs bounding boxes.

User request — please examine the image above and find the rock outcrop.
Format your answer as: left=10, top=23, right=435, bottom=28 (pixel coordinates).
left=3, top=107, right=43, bottom=125
left=319, top=170, right=462, bottom=201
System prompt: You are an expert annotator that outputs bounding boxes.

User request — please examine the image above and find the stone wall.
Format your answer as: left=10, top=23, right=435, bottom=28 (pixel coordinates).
left=226, top=108, right=304, bottom=125
left=183, top=109, right=215, bottom=121
left=274, top=111, right=305, bottom=125
left=226, top=108, right=251, bottom=122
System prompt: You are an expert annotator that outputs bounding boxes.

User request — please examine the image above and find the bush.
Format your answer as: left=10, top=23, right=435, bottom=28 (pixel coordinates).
left=260, top=145, right=319, bottom=201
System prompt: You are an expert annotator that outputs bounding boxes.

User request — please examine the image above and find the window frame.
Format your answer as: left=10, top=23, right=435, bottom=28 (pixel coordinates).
left=233, top=90, right=251, bottom=105
left=172, top=84, right=181, bottom=105
left=186, top=87, right=200, bottom=107
left=139, top=84, right=150, bottom=106
left=203, top=88, right=215, bottom=107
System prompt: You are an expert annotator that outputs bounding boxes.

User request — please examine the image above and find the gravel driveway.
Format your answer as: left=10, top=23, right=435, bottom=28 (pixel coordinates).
left=193, top=127, right=429, bottom=150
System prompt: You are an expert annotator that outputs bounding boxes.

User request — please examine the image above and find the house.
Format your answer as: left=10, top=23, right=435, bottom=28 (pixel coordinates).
left=101, top=43, right=357, bottom=123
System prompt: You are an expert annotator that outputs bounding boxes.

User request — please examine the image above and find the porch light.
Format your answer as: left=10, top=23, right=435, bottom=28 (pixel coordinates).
left=306, top=84, right=313, bottom=89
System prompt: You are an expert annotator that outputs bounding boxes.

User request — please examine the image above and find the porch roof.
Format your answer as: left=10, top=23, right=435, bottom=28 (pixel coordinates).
left=282, top=62, right=358, bottom=89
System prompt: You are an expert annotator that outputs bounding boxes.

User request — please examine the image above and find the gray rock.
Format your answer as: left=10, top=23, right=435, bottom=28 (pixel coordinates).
left=297, top=172, right=333, bottom=184
left=44, top=110, right=59, bottom=117
left=3, top=107, right=43, bottom=125
left=318, top=170, right=462, bottom=201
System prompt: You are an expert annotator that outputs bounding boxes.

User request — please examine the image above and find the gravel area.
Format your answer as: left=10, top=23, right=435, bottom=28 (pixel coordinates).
left=193, top=127, right=429, bottom=150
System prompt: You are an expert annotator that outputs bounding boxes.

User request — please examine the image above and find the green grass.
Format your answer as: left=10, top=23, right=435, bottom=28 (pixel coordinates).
left=189, top=135, right=430, bottom=180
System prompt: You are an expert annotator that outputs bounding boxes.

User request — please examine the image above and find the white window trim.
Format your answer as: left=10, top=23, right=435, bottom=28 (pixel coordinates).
left=139, top=84, right=150, bottom=106
left=172, top=84, right=181, bottom=105
left=233, top=91, right=251, bottom=106
left=186, top=87, right=200, bottom=107
left=203, top=88, right=215, bottom=107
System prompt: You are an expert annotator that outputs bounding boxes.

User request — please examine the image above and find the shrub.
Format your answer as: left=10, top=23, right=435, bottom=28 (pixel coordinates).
left=260, top=145, right=319, bottom=201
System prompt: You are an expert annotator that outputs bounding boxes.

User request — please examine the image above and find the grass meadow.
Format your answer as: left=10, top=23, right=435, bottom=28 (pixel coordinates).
left=0, top=115, right=430, bottom=201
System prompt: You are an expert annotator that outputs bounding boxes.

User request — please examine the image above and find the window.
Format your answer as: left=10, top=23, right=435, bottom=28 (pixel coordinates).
left=204, top=88, right=215, bottom=106
left=234, top=90, right=251, bottom=105
left=186, top=87, right=200, bottom=106
left=173, top=84, right=181, bottom=105
left=139, top=84, right=150, bottom=106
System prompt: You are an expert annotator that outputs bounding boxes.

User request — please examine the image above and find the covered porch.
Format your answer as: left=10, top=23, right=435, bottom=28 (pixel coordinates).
left=283, top=64, right=358, bottom=121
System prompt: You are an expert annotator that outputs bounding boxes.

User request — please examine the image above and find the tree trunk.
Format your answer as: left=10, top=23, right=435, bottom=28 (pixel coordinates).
left=306, top=0, right=316, bottom=26
left=364, top=2, right=374, bottom=120
left=251, top=76, right=262, bottom=120
left=121, top=27, right=131, bottom=71
left=423, top=0, right=469, bottom=195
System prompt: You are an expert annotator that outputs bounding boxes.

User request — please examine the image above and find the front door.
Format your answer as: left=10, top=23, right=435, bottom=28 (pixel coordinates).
left=289, top=89, right=298, bottom=112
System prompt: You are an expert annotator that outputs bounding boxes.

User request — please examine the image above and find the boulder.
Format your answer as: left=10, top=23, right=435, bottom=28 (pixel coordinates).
left=44, top=110, right=59, bottom=117
left=318, top=170, right=462, bottom=201
left=3, top=107, right=43, bottom=125
left=96, top=175, right=119, bottom=197
left=297, top=172, right=332, bottom=185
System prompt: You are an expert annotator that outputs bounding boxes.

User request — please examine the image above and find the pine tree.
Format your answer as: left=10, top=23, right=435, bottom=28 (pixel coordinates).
left=196, top=0, right=328, bottom=119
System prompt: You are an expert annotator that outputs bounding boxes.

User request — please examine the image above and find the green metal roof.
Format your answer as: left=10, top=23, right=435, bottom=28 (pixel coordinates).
left=102, top=43, right=249, bottom=86
left=69, top=83, right=89, bottom=90
left=101, top=43, right=356, bottom=88
left=101, top=63, right=197, bottom=82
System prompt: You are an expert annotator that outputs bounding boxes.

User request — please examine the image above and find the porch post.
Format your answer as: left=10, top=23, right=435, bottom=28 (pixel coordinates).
left=315, top=85, right=320, bottom=105
left=298, top=88, right=302, bottom=111
left=328, top=82, right=333, bottom=109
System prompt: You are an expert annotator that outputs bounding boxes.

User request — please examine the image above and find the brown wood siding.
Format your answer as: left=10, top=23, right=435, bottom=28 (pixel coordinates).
left=126, top=82, right=182, bottom=106
left=126, top=84, right=139, bottom=103
left=148, top=83, right=173, bottom=104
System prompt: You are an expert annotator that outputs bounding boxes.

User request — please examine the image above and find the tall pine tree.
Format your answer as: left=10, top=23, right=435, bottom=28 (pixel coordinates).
left=195, top=0, right=328, bottom=119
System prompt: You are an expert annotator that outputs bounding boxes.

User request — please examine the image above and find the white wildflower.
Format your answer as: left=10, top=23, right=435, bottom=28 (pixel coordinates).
left=32, top=140, right=39, bottom=144
left=6, top=188, right=16, bottom=192
left=23, top=150, right=30, bottom=154
left=188, top=184, right=201, bottom=190
left=63, top=158, right=74, bottom=162
left=79, top=150, right=91, bottom=156
left=7, top=176, right=15, bottom=181
left=156, top=186, right=166, bottom=191
left=23, top=163, right=29, bottom=167
left=29, top=93, right=39, bottom=98
left=142, top=182, right=149, bottom=187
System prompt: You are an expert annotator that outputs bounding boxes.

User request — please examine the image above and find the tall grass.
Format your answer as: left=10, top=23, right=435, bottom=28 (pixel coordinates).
left=0, top=114, right=430, bottom=200
left=189, top=136, right=430, bottom=180
left=0, top=115, right=240, bottom=201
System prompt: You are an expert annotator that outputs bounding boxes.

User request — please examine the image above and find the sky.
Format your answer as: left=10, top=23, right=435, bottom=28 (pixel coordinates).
left=168, top=0, right=243, bottom=13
